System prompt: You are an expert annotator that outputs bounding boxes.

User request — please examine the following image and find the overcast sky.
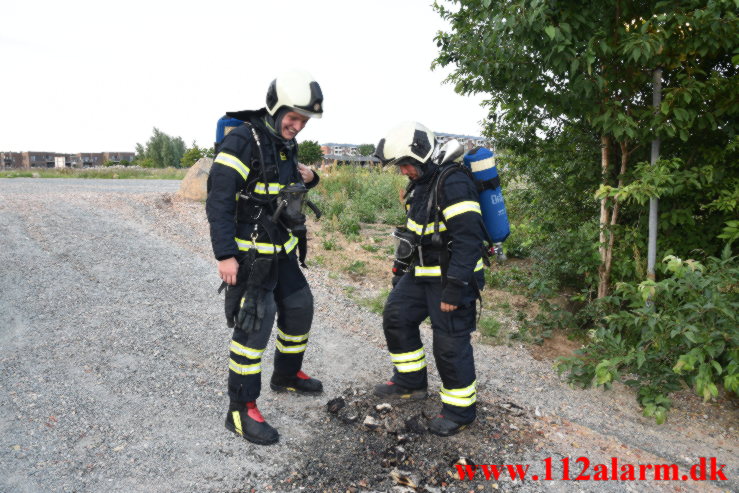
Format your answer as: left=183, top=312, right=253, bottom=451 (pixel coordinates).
left=1, top=0, right=489, bottom=153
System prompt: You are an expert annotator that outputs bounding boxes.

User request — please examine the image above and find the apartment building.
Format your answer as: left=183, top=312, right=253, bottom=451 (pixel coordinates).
left=0, top=151, right=136, bottom=168
left=435, top=132, right=489, bottom=151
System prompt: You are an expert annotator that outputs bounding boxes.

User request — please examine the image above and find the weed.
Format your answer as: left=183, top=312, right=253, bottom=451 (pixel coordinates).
left=322, top=237, right=338, bottom=250
left=345, top=260, right=368, bottom=277
left=478, top=316, right=501, bottom=338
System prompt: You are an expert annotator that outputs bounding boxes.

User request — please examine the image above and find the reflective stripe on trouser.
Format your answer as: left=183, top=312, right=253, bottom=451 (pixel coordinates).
left=390, top=347, right=427, bottom=374
left=227, top=253, right=313, bottom=403
left=383, top=273, right=478, bottom=421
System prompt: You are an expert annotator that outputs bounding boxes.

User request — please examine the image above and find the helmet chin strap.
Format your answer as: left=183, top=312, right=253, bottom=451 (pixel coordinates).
left=263, top=108, right=295, bottom=149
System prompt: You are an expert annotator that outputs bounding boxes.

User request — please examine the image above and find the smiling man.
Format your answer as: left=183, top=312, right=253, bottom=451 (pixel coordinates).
left=206, top=69, right=323, bottom=445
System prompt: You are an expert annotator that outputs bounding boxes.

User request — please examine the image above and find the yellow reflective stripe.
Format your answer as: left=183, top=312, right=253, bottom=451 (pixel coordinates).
left=440, top=392, right=477, bottom=407
left=275, top=340, right=307, bottom=354
left=277, top=328, right=309, bottom=343
left=475, top=258, right=483, bottom=271
left=253, top=182, right=284, bottom=195
left=390, top=347, right=425, bottom=363
left=235, top=239, right=280, bottom=254
left=232, top=411, right=243, bottom=435
left=441, top=380, right=477, bottom=398
left=229, top=359, right=261, bottom=375
left=395, top=359, right=427, bottom=373
left=442, top=201, right=481, bottom=221
left=415, top=265, right=441, bottom=277
left=215, top=152, right=250, bottom=181
left=284, top=235, right=298, bottom=253
left=406, top=218, right=447, bottom=235
left=234, top=235, right=298, bottom=254
left=229, top=340, right=264, bottom=359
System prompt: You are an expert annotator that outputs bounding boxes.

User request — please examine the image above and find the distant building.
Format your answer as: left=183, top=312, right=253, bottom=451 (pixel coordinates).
left=320, top=154, right=380, bottom=168
left=320, top=143, right=359, bottom=157
left=435, top=132, right=489, bottom=151
left=317, top=131, right=488, bottom=168
left=0, top=151, right=135, bottom=168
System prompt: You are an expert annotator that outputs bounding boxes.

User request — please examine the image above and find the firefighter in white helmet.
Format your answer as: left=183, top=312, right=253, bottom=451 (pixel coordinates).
left=206, top=69, right=324, bottom=445
left=374, top=121, right=487, bottom=436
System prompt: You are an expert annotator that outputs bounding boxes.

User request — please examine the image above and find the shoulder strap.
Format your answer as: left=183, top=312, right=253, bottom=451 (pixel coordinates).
left=240, top=122, right=273, bottom=204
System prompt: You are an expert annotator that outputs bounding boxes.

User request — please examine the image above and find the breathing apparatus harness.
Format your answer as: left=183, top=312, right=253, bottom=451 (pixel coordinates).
left=392, top=162, right=490, bottom=311
left=236, top=121, right=321, bottom=268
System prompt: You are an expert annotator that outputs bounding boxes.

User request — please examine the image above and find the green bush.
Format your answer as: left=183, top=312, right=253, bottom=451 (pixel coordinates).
left=557, top=248, right=739, bottom=424
left=312, top=167, right=407, bottom=238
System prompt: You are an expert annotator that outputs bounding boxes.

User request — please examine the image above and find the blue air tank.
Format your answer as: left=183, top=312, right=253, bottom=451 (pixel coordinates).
left=463, top=147, right=510, bottom=244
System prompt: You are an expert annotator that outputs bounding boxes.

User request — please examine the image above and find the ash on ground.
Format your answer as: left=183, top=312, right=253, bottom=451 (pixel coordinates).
left=277, top=387, right=537, bottom=492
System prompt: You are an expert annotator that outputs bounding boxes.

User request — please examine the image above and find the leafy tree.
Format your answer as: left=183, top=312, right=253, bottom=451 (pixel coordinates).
left=180, top=141, right=215, bottom=168
left=298, top=140, right=324, bottom=166
left=357, top=144, right=376, bottom=156
left=434, top=0, right=738, bottom=297
left=135, top=128, right=187, bottom=168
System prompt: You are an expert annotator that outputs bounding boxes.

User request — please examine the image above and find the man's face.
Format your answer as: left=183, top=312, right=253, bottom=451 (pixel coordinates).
left=280, top=111, right=310, bottom=140
left=398, top=163, right=420, bottom=180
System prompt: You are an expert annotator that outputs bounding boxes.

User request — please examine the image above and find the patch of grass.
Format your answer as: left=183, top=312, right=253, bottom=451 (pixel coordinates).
left=322, top=237, right=338, bottom=250
left=0, top=167, right=187, bottom=180
left=479, top=316, right=502, bottom=338
left=312, top=166, right=407, bottom=240
left=345, top=260, right=368, bottom=277
left=357, top=288, right=390, bottom=314
left=309, top=255, right=325, bottom=267
left=361, top=243, right=379, bottom=253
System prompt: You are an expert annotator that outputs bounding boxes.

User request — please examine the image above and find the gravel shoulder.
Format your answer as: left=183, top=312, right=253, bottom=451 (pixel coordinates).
left=1, top=178, right=736, bottom=492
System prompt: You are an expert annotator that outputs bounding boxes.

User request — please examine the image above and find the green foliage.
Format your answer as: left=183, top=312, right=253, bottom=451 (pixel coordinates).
left=298, top=140, right=323, bottom=165
left=479, top=316, right=501, bottom=338
left=435, top=0, right=739, bottom=292
left=357, top=143, right=376, bottom=156
left=345, top=260, right=368, bottom=277
left=312, top=166, right=407, bottom=239
left=358, top=289, right=391, bottom=314
left=102, top=160, right=116, bottom=167
left=557, top=250, right=739, bottom=423
left=322, top=237, right=338, bottom=251
left=180, top=141, right=214, bottom=168
left=135, top=128, right=186, bottom=168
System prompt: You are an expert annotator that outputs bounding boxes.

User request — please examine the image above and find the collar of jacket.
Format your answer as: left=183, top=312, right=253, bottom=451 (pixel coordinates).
left=224, top=108, right=296, bottom=151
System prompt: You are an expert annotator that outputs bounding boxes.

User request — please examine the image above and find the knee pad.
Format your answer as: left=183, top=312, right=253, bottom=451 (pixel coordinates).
left=277, top=285, right=313, bottom=333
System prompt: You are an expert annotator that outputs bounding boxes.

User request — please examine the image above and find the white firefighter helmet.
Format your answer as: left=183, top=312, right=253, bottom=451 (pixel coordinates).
left=266, top=69, right=323, bottom=119
left=374, top=121, right=435, bottom=166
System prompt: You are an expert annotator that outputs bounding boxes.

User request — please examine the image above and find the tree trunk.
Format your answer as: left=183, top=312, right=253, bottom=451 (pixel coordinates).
left=603, top=141, right=630, bottom=293
left=597, top=135, right=611, bottom=299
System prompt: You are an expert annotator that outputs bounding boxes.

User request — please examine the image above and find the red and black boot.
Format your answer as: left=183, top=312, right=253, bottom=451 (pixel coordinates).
left=270, top=370, right=323, bottom=395
left=225, top=401, right=279, bottom=445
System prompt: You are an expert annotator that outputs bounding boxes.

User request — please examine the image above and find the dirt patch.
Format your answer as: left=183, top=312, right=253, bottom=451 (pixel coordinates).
left=529, top=331, right=582, bottom=362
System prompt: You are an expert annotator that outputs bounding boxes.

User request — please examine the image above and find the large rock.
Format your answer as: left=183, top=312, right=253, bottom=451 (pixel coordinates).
left=178, top=157, right=213, bottom=201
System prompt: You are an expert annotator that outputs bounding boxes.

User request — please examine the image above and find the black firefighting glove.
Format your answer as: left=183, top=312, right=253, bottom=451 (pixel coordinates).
left=235, top=257, right=277, bottom=334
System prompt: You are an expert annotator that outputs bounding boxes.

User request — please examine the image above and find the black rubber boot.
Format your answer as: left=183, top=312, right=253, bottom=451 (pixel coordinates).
left=225, top=402, right=279, bottom=445
left=270, top=370, right=323, bottom=395
left=373, top=381, right=427, bottom=400
left=428, top=414, right=473, bottom=437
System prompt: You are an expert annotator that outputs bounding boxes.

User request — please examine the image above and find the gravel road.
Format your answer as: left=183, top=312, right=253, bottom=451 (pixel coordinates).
left=1, top=178, right=736, bottom=492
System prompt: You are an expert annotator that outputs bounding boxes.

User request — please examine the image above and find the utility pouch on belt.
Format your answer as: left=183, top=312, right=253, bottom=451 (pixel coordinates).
left=235, top=256, right=278, bottom=334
